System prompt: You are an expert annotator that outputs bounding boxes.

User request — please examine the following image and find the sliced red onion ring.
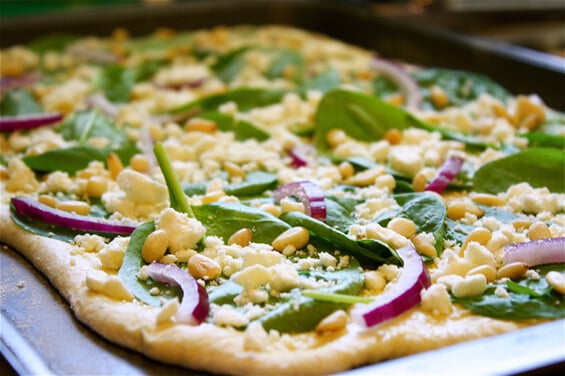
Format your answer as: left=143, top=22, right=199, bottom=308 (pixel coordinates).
left=504, top=237, right=565, bottom=266
left=274, top=180, right=327, bottom=220
left=425, top=155, right=464, bottom=193
left=351, top=245, right=431, bottom=328
left=144, top=262, right=210, bottom=325
left=371, top=57, right=422, bottom=110
left=11, top=196, right=137, bottom=235
left=288, top=146, right=308, bottom=168
left=0, top=74, right=40, bottom=95
left=0, top=113, right=63, bottom=132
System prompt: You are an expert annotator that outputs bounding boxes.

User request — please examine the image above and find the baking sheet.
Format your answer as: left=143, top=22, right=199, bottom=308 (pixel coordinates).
left=1, top=0, right=565, bottom=374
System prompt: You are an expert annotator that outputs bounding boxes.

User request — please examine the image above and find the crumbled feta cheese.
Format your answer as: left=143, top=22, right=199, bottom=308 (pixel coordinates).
left=420, top=284, right=453, bottom=315
left=155, top=208, right=206, bottom=252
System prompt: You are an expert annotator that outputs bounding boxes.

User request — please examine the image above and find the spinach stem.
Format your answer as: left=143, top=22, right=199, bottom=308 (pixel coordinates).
left=302, top=289, right=373, bottom=304
left=153, top=142, right=194, bottom=217
left=78, top=110, right=98, bottom=144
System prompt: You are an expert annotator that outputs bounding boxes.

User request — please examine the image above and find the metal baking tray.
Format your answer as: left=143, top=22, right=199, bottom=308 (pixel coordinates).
left=1, top=1, right=564, bottom=375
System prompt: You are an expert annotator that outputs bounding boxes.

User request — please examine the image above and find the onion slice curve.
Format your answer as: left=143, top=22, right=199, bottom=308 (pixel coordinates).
left=425, top=155, right=464, bottom=193
left=274, top=180, right=327, bottom=220
left=370, top=57, right=422, bottom=110
left=351, top=245, right=430, bottom=328
left=11, top=196, right=138, bottom=235
left=503, top=237, right=565, bottom=266
left=144, top=262, right=210, bottom=325
left=0, top=113, right=63, bottom=133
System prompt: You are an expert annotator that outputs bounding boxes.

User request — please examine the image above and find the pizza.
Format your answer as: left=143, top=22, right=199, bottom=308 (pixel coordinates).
left=1, top=25, right=564, bottom=375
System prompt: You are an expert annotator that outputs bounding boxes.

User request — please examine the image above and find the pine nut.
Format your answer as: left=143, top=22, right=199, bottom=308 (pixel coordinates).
left=315, top=310, right=348, bottom=333
left=130, top=154, right=150, bottom=172
left=184, top=118, right=217, bottom=133
left=86, top=176, right=108, bottom=198
left=545, top=271, right=565, bottom=295
left=326, top=129, right=347, bottom=148
left=38, top=195, right=56, bottom=208
left=107, top=152, right=124, bottom=180
left=142, top=229, right=169, bottom=263
left=446, top=201, right=483, bottom=220
left=497, top=262, right=528, bottom=280
left=228, top=228, right=253, bottom=246
left=202, top=190, right=225, bottom=204
left=387, top=217, right=417, bottom=238
left=344, top=166, right=384, bottom=187
left=384, top=128, right=402, bottom=145
left=459, top=227, right=492, bottom=255
left=527, top=222, right=552, bottom=241
left=467, top=264, right=497, bottom=283
left=411, top=233, right=437, bottom=257
left=338, top=161, right=354, bottom=179
left=412, top=171, right=427, bottom=192
left=188, top=253, right=222, bottom=280
left=260, top=203, right=282, bottom=217
left=56, top=200, right=90, bottom=215
left=430, top=85, right=449, bottom=109
left=272, top=226, right=310, bottom=252
left=471, top=193, right=505, bottom=207
left=514, top=95, right=545, bottom=130
left=224, top=161, right=246, bottom=179
left=511, top=220, right=532, bottom=231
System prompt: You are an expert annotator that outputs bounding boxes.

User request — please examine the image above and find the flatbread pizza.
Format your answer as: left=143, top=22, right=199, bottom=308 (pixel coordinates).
left=1, top=25, right=564, bottom=375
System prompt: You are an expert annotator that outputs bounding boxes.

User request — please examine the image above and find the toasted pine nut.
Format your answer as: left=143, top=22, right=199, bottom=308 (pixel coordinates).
left=430, top=85, right=449, bottom=109
left=467, top=264, right=497, bottom=283
left=56, top=200, right=90, bottom=215
left=411, top=233, right=437, bottom=257
left=412, top=171, right=427, bottom=192
left=185, top=118, right=217, bottom=133
left=446, top=201, right=484, bottom=221
left=460, top=228, right=492, bottom=255
left=545, top=271, right=565, bottom=295
left=228, top=228, right=253, bottom=247
left=142, top=229, right=168, bottom=263
left=514, top=95, right=545, bottom=130
left=492, top=101, right=513, bottom=123
left=202, top=190, right=225, bottom=204
left=387, top=217, right=417, bottom=238
left=86, top=176, right=108, bottom=198
left=497, top=262, right=528, bottom=280
left=338, top=161, right=355, bottom=179
left=130, top=154, right=150, bottom=172
left=511, top=220, right=532, bottom=231
left=260, top=203, right=282, bottom=217
left=471, top=193, right=505, bottom=207
left=272, top=226, right=310, bottom=252
left=326, top=129, right=347, bottom=148
left=315, top=310, right=348, bottom=333
left=38, top=195, right=56, bottom=208
left=159, top=254, right=178, bottom=264
left=188, top=254, right=222, bottom=280
left=107, top=152, right=123, bottom=180
left=384, top=128, right=402, bottom=145
left=344, top=166, right=385, bottom=187
left=224, top=161, right=246, bottom=179
left=527, top=222, right=552, bottom=241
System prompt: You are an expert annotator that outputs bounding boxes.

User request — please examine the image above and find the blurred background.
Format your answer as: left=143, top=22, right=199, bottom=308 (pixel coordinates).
left=1, top=0, right=564, bottom=57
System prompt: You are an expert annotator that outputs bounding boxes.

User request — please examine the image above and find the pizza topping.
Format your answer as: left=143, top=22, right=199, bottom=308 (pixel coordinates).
left=11, top=196, right=138, bottom=235
left=274, top=180, right=327, bottom=220
left=503, top=237, right=565, bottom=267
left=424, top=155, right=465, bottom=194
left=370, top=57, right=422, bottom=110
left=351, top=245, right=430, bottom=328
left=85, top=270, right=134, bottom=301
left=144, top=262, right=210, bottom=325
left=0, top=112, right=63, bottom=132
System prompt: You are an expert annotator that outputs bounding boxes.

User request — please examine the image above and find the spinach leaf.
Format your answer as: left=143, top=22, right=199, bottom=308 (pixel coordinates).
left=393, top=192, right=446, bottom=254
left=22, top=142, right=139, bottom=175
left=452, top=264, right=565, bottom=319
left=0, top=89, right=43, bottom=116
left=372, top=76, right=399, bottom=98
left=95, top=61, right=163, bottom=103
left=299, top=68, right=341, bottom=94
left=412, top=68, right=511, bottom=109
left=473, top=148, right=565, bottom=194
left=169, top=88, right=288, bottom=115
left=198, top=112, right=269, bottom=141
left=224, top=171, right=278, bottom=197
left=279, top=211, right=399, bottom=267
left=118, top=222, right=179, bottom=307
left=324, top=195, right=365, bottom=233
left=58, top=110, right=128, bottom=146
left=259, top=260, right=364, bottom=333
left=192, top=202, right=290, bottom=244
left=266, top=49, right=304, bottom=81
left=211, top=47, right=250, bottom=83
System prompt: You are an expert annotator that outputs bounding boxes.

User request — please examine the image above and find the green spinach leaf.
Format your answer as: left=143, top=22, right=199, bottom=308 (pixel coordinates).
left=58, top=110, right=128, bottom=146
left=473, top=148, right=565, bottom=194
left=299, top=68, right=341, bottom=94
left=198, top=112, right=269, bottom=141
left=0, top=89, right=43, bottom=116
left=211, top=47, right=250, bottom=83
left=266, top=49, right=304, bottom=81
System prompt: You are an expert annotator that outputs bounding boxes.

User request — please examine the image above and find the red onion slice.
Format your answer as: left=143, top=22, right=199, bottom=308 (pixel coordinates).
left=274, top=180, right=327, bottom=220
left=11, top=196, right=137, bottom=235
left=371, top=57, right=422, bottom=110
left=0, top=74, right=40, bottom=95
left=425, top=155, right=464, bottom=193
left=145, top=262, right=210, bottom=325
left=351, top=245, right=430, bottom=328
left=288, top=146, right=309, bottom=168
left=504, top=237, right=565, bottom=266
left=0, top=113, right=63, bottom=132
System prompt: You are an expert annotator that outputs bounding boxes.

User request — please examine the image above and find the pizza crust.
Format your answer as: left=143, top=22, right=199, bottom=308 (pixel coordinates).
left=0, top=204, right=534, bottom=375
